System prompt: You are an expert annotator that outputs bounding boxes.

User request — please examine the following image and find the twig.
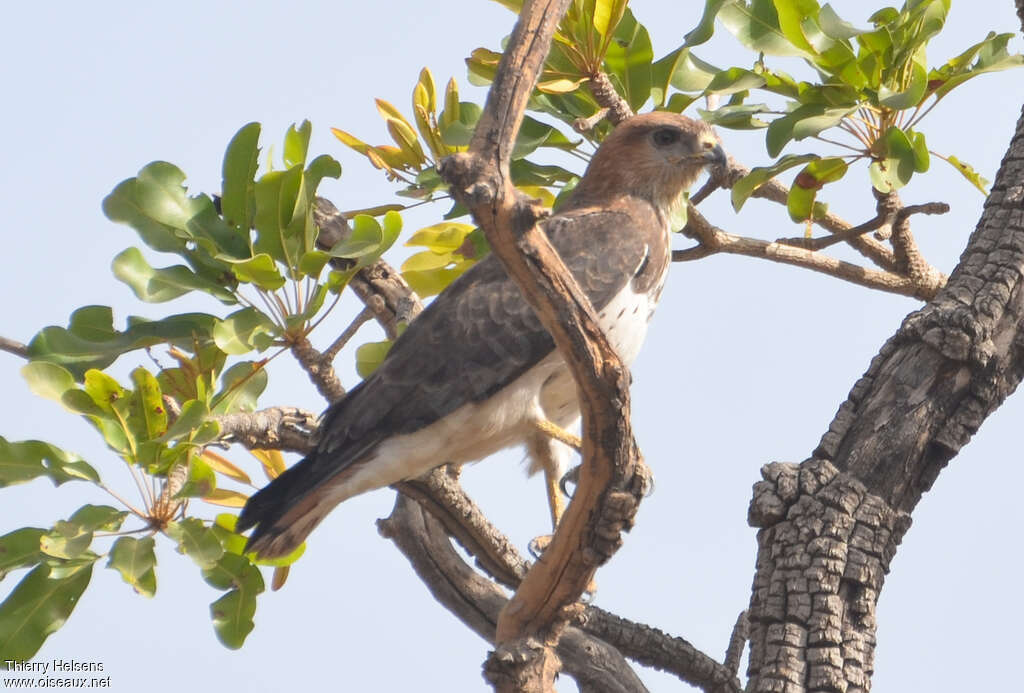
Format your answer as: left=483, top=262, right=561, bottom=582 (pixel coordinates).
left=215, top=407, right=319, bottom=453
left=676, top=206, right=946, bottom=300
left=290, top=336, right=345, bottom=403
left=323, top=306, right=374, bottom=360
left=586, top=72, right=633, bottom=125
left=0, top=336, right=29, bottom=359
left=723, top=610, right=749, bottom=678
left=572, top=107, right=610, bottom=133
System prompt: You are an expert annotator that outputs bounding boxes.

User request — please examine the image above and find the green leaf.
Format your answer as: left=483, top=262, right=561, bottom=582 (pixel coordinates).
left=869, top=126, right=917, bottom=192
left=0, top=528, right=45, bottom=581
left=683, top=0, right=733, bottom=47
left=705, top=67, right=766, bottom=95
left=27, top=306, right=218, bottom=380
left=107, top=537, right=157, bottom=598
left=203, top=553, right=265, bottom=649
left=651, top=48, right=719, bottom=105
left=765, top=104, right=857, bottom=157
left=719, top=0, right=812, bottom=57
left=166, top=518, right=224, bottom=569
left=604, top=11, right=654, bottom=112
left=877, top=61, right=926, bottom=110
left=227, top=253, right=286, bottom=290
left=788, top=157, right=848, bottom=222
left=731, top=153, right=819, bottom=211
left=21, top=361, right=75, bottom=402
left=283, top=120, right=312, bottom=169
left=356, top=339, right=394, bottom=378
left=910, top=130, right=929, bottom=173
left=130, top=367, right=168, bottom=440
left=938, top=153, right=989, bottom=195
left=699, top=103, right=773, bottom=130
left=213, top=308, right=278, bottom=355
left=161, top=399, right=210, bottom=441
left=0, top=564, right=92, bottom=660
left=212, top=362, right=267, bottom=415
left=0, top=437, right=99, bottom=488
left=220, top=122, right=261, bottom=232
left=819, top=3, right=865, bottom=39
left=83, top=370, right=126, bottom=413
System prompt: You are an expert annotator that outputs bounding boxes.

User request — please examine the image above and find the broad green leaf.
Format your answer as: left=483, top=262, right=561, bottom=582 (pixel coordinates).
left=28, top=307, right=217, bottom=380
left=227, top=253, right=286, bottom=290
left=112, top=248, right=235, bottom=304
left=651, top=48, right=719, bottom=104
left=220, top=122, right=261, bottom=232
left=787, top=157, right=848, bottom=222
left=161, top=399, right=209, bottom=441
left=731, top=153, right=819, bottom=211
left=212, top=361, right=267, bottom=415
left=938, top=153, right=989, bottom=194
left=203, top=553, right=265, bottom=649
left=684, top=0, right=733, bottom=47
left=705, top=67, right=766, bottom=95
left=772, top=0, right=820, bottom=56
left=869, top=126, right=917, bottom=192
left=932, top=32, right=1024, bottom=101
left=910, top=130, right=930, bottom=172
left=819, top=3, right=865, bottom=39
left=0, top=437, right=99, bottom=487
left=40, top=504, right=126, bottom=561
left=166, top=518, right=223, bottom=569
left=604, top=11, right=653, bottom=112
left=878, top=61, right=927, bottom=110
left=0, top=564, right=92, bottom=660
left=283, top=120, right=312, bottom=169
left=107, top=536, right=156, bottom=597
left=720, top=0, right=813, bottom=57
left=83, top=370, right=126, bottom=413
left=356, top=339, right=394, bottom=378
left=700, top=103, right=773, bottom=130
left=253, top=166, right=303, bottom=264
left=213, top=308, right=278, bottom=355
left=765, top=105, right=857, bottom=157
left=177, top=454, right=216, bottom=498
left=0, top=528, right=44, bottom=581
left=21, top=362, right=75, bottom=402
left=130, top=367, right=167, bottom=440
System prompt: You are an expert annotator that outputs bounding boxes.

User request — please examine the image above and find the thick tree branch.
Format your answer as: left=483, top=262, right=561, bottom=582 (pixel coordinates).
left=214, top=407, right=318, bottom=454
left=746, top=100, right=1024, bottom=691
left=380, top=494, right=650, bottom=693
left=438, top=1, right=648, bottom=688
left=676, top=206, right=945, bottom=300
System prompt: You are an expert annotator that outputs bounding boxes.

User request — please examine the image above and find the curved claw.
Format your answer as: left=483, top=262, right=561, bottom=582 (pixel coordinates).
left=559, top=465, right=580, bottom=499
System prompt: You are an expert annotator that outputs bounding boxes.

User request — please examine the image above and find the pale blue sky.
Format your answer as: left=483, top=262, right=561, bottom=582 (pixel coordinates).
left=1, top=2, right=1021, bottom=691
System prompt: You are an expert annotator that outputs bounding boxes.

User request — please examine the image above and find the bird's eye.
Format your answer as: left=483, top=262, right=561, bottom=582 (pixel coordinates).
left=652, top=129, right=680, bottom=147
left=702, top=141, right=715, bottom=150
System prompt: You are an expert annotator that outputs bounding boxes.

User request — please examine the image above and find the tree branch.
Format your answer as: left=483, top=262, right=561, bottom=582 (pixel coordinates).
left=438, top=2, right=649, bottom=688
left=214, top=407, right=318, bottom=454
left=746, top=99, right=1024, bottom=692
left=0, top=336, right=28, bottom=359
left=675, top=206, right=945, bottom=300
left=290, top=336, right=345, bottom=403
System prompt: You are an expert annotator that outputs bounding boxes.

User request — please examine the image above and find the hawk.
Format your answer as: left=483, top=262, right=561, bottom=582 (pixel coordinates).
left=239, top=112, right=725, bottom=558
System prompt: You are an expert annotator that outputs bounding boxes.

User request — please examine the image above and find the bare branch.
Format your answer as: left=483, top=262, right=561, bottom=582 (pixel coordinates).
left=323, top=306, right=374, bottom=360
left=676, top=206, right=945, bottom=300
left=215, top=407, right=318, bottom=454
left=290, top=336, right=345, bottom=403
left=572, top=108, right=610, bottom=134
left=0, top=335, right=29, bottom=359
left=579, top=607, right=743, bottom=693
left=380, top=493, right=650, bottom=693
left=587, top=72, right=633, bottom=125
left=723, top=610, right=749, bottom=678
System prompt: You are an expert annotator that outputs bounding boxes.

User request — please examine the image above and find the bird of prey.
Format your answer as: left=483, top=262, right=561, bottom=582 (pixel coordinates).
left=239, top=112, right=725, bottom=558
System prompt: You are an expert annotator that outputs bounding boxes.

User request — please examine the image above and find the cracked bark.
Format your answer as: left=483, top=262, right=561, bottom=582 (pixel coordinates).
left=745, top=99, right=1024, bottom=692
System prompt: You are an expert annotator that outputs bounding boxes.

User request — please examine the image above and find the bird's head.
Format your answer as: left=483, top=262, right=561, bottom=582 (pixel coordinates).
left=570, top=112, right=726, bottom=215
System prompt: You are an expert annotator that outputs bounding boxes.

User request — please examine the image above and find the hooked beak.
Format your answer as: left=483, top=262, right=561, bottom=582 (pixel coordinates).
left=703, top=143, right=727, bottom=169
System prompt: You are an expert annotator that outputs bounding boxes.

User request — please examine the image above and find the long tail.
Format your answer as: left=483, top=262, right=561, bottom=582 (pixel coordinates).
left=237, top=452, right=327, bottom=559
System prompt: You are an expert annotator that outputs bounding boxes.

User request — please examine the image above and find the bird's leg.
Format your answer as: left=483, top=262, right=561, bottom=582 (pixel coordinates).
left=532, top=418, right=582, bottom=452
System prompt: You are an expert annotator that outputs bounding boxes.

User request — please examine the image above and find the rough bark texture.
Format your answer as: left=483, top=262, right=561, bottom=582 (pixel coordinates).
left=745, top=102, right=1024, bottom=692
